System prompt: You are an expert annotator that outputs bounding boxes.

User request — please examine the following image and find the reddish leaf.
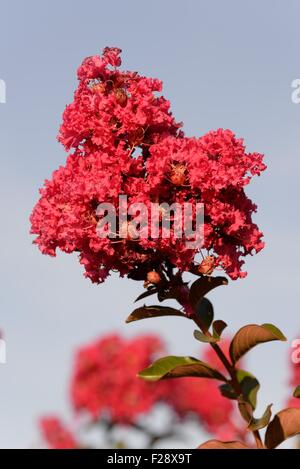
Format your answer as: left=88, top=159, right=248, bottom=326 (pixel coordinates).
left=188, top=276, right=228, bottom=310
left=238, top=400, right=273, bottom=431
left=126, top=305, right=184, bottom=323
left=212, top=320, right=228, bottom=338
left=166, top=362, right=226, bottom=381
left=265, top=408, right=300, bottom=449
left=195, top=297, right=214, bottom=331
left=134, top=288, right=158, bottom=302
left=138, top=356, right=226, bottom=382
left=229, top=323, right=286, bottom=364
left=197, top=440, right=249, bottom=449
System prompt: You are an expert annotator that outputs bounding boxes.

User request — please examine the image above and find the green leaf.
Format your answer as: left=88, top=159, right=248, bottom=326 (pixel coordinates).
left=126, top=305, right=184, bottom=323
left=195, top=297, right=214, bottom=331
left=188, top=276, right=228, bottom=311
left=237, top=399, right=253, bottom=423
left=238, top=400, right=272, bottom=430
left=213, top=320, right=228, bottom=339
left=248, top=404, right=273, bottom=431
left=219, top=383, right=237, bottom=400
left=138, top=356, right=227, bottom=382
left=193, top=330, right=219, bottom=343
left=229, top=323, right=286, bottom=364
left=134, top=288, right=158, bottom=302
left=261, top=323, right=286, bottom=341
left=139, top=356, right=198, bottom=381
left=293, top=385, right=300, bottom=398
left=197, top=440, right=249, bottom=449
left=236, top=369, right=260, bottom=410
left=265, top=408, right=300, bottom=449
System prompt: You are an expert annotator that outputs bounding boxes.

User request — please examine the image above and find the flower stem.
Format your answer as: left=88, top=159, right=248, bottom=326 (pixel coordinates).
left=253, top=430, right=264, bottom=449
left=190, top=310, right=264, bottom=449
left=169, top=273, right=264, bottom=449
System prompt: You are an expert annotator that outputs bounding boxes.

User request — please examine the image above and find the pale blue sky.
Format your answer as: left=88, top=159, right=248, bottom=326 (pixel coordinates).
left=0, top=0, right=299, bottom=448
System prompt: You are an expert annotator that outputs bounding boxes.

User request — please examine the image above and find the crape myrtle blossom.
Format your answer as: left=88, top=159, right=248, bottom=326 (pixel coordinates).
left=70, top=334, right=169, bottom=424
left=59, top=47, right=181, bottom=155
left=40, top=417, right=78, bottom=449
left=31, top=47, right=298, bottom=451
left=30, top=47, right=266, bottom=283
left=70, top=335, right=242, bottom=438
left=147, top=133, right=265, bottom=279
left=40, top=334, right=245, bottom=449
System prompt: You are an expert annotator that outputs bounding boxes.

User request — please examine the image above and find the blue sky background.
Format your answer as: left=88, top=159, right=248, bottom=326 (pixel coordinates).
left=0, top=0, right=299, bottom=448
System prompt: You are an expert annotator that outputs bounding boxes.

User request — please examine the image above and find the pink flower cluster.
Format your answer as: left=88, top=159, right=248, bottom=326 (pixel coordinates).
left=147, top=133, right=265, bottom=278
left=59, top=47, right=180, bottom=155
left=40, top=334, right=244, bottom=449
left=70, top=334, right=168, bottom=423
left=30, top=47, right=266, bottom=282
left=70, top=335, right=239, bottom=437
left=39, top=417, right=78, bottom=449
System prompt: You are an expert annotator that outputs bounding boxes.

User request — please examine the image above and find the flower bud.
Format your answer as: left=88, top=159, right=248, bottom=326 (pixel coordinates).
left=198, top=256, right=216, bottom=275
left=170, top=163, right=187, bottom=186
left=114, top=88, right=128, bottom=107
left=92, top=82, right=106, bottom=93
left=146, top=271, right=161, bottom=284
